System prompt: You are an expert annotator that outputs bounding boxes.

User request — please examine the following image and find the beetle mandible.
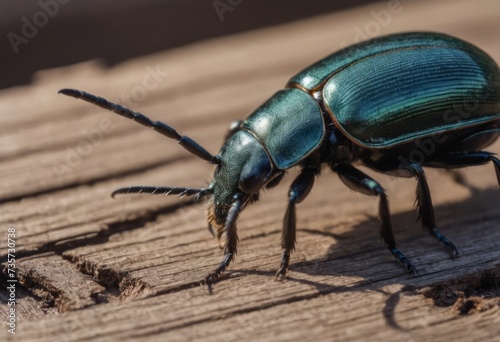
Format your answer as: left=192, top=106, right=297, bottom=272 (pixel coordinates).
left=60, top=32, right=500, bottom=286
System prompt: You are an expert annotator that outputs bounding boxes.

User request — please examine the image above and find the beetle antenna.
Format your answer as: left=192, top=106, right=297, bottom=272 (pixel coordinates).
left=111, top=186, right=212, bottom=201
left=59, top=88, right=221, bottom=164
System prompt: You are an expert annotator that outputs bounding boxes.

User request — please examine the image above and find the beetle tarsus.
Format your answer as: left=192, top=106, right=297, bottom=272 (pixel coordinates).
left=275, top=251, right=290, bottom=280
left=431, top=228, right=459, bottom=256
left=390, top=247, right=418, bottom=275
left=205, top=252, right=233, bottom=289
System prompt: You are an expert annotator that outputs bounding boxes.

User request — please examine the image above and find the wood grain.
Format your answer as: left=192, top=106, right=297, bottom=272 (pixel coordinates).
left=1, top=0, right=500, bottom=341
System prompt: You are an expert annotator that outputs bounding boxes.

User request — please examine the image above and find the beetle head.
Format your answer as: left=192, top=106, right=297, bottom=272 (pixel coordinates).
left=207, top=130, right=274, bottom=243
left=58, top=88, right=276, bottom=245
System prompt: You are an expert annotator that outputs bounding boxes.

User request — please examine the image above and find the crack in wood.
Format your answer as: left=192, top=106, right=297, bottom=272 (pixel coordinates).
left=383, top=265, right=500, bottom=330
left=1, top=199, right=202, bottom=312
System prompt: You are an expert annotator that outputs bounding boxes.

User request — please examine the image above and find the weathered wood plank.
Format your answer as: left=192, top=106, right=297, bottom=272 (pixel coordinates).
left=1, top=0, right=500, bottom=341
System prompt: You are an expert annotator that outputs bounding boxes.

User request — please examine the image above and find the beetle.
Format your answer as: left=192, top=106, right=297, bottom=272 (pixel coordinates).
left=59, top=32, right=500, bottom=286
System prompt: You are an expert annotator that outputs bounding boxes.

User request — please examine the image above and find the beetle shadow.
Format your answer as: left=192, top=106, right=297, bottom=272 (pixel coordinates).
left=295, top=186, right=499, bottom=278
left=234, top=186, right=500, bottom=330
left=302, top=187, right=499, bottom=325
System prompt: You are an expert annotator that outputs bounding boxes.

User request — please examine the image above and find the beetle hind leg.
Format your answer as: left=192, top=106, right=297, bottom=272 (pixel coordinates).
left=410, top=150, right=500, bottom=255
left=426, top=151, right=500, bottom=190
left=333, top=163, right=418, bottom=274
left=406, top=164, right=459, bottom=255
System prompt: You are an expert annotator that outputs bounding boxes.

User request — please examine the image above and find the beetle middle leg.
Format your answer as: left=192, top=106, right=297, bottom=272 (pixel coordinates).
left=276, top=167, right=317, bottom=279
left=332, top=163, right=418, bottom=274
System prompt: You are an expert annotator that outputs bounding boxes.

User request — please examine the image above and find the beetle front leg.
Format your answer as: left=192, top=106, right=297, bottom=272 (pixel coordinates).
left=276, top=167, right=317, bottom=279
left=333, top=163, right=418, bottom=274
left=406, top=164, right=458, bottom=255
left=205, top=230, right=237, bottom=288
left=205, top=195, right=242, bottom=289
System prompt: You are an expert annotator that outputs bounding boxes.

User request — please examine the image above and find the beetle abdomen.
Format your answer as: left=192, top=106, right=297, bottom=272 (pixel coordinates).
left=288, top=32, right=500, bottom=149
left=289, top=32, right=488, bottom=91
left=324, top=45, right=500, bottom=148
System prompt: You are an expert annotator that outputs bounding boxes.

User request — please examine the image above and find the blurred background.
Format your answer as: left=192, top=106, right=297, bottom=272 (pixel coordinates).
left=1, top=0, right=380, bottom=90
left=1, top=0, right=499, bottom=202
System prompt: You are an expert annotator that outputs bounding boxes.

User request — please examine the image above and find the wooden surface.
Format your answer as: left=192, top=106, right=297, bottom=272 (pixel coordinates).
left=1, top=0, right=500, bottom=340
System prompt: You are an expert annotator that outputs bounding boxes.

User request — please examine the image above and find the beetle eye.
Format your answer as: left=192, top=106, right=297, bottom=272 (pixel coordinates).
left=240, top=172, right=262, bottom=193
left=239, top=160, right=271, bottom=194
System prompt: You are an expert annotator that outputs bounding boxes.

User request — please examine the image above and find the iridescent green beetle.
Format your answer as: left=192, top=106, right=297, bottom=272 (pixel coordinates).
left=60, top=32, right=500, bottom=286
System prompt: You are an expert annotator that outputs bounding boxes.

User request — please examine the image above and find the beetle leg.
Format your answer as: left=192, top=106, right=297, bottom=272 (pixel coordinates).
left=406, top=164, right=459, bottom=255
left=205, top=194, right=242, bottom=290
left=333, top=163, right=418, bottom=274
left=425, top=151, right=500, bottom=190
left=276, top=167, right=317, bottom=280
